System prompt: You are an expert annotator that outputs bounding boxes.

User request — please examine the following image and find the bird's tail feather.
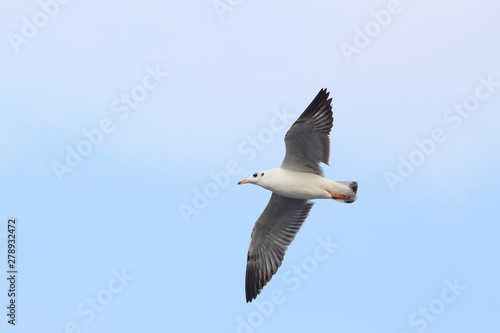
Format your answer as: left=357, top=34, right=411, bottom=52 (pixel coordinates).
left=336, top=181, right=358, bottom=204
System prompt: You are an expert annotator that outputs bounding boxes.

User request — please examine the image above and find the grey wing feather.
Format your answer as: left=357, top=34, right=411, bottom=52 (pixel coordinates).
left=245, top=193, right=314, bottom=302
left=281, top=88, right=333, bottom=176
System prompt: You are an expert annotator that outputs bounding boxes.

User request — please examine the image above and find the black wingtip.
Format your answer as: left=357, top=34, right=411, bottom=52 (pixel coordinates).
left=246, top=294, right=256, bottom=303
left=301, top=88, right=331, bottom=113
left=245, top=258, right=261, bottom=303
left=315, top=88, right=330, bottom=102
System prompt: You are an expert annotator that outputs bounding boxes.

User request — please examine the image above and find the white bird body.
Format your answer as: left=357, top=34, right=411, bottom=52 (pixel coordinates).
left=257, top=167, right=354, bottom=200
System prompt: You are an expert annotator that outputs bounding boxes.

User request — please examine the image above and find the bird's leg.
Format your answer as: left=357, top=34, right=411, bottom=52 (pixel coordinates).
left=326, top=190, right=349, bottom=200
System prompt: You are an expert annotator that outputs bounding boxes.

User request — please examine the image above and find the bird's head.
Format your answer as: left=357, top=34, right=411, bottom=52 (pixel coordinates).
left=238, top=171, right=265, bottom=185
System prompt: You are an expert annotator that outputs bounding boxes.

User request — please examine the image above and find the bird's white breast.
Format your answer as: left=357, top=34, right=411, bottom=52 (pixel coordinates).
left=259, top=168, right=333, bottom=199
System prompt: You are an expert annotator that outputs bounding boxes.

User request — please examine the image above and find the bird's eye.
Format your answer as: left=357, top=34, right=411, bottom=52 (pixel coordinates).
left=261, top=173, right=264, bottom=176
left=253, top=173, right=257, bottom=177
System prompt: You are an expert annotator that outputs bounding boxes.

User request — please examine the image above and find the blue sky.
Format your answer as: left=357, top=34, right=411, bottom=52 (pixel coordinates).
left=1, top=0, right=499, bottom=332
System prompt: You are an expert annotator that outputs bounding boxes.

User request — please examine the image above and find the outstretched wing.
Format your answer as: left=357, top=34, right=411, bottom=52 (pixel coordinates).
left=281, top=88, right=333, bottom=176
left=245, top=193, right=314, bottom=302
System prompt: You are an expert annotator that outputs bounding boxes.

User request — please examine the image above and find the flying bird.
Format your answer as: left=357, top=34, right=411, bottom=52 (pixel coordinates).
left=238, top=88, right=358, bottom=302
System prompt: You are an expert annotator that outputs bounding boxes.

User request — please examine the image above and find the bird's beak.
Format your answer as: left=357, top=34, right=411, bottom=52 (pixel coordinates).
left=238, top=179, right=250, bottom=185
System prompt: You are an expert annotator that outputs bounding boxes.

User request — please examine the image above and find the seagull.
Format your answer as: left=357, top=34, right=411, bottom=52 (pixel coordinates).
left=238, top=88, right=358, bottom=302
